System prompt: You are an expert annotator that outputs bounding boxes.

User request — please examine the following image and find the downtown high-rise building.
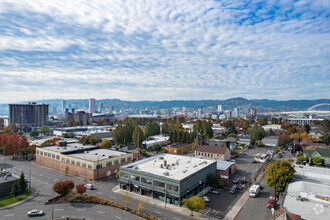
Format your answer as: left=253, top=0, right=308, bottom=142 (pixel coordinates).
left=89, top=98, right=96, bottom=113
left=232, top=108, right=239, bottom=118
left=9, top=102, right=49, bottom=127
left=217, top=104, right=222, bottom=113
left=62, top=100, right=66, bottom=111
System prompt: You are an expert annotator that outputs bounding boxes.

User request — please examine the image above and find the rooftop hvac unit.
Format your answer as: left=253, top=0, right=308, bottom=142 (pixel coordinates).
left=172, top=163, right=175, bottom=166
left=193, top=165, right=197, bottom=168
left=183, top=170, right=188, bottom=173
left=187, top=161, right=191, bottom=163
left=160, top=164, right=163, bottom=168
left=102, top=154, right=105, bottom=156
left=134, top=166, right=139, bottom=170
left=159, top=156, right=164, bottom=160
left=163, top=171, right=169, bottom=176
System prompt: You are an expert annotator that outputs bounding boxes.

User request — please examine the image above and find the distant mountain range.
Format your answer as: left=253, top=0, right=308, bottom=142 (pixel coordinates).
left=1, top=98, right=329, bottom=116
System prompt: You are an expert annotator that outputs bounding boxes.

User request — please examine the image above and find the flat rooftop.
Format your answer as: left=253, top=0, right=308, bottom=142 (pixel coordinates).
left=293, top=165, right=330, bottom=185
left=70, top=149, right=127, bottom=162
left=39, top=143, right=97, bottom=153
left=30, top=138, right=78, bottom=146
left=121, top=154, right=216, bottom=181
left=282, top=181, right=330, bottom=220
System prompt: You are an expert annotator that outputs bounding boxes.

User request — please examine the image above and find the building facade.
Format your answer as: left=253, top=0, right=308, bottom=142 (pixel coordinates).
left=166, top=143, right=192, bottom=155
left=9, top=102, right=48, bottom=127
left=36, top=143, right=133, bottom=180
left=89, top=98, right=96, bottom=113
left=119, top=154, right=217, bottom=206
left=195, top=145, right=231, bottom=161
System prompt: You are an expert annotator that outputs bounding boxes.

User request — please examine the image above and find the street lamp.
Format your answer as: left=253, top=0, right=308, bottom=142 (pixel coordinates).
left=52, top=179, right=60, bottom=220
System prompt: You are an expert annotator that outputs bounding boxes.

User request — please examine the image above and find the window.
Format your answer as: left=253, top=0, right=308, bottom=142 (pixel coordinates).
left=120, top=172, right=129, bottom=179
left=141, top=177, right=152, bottom=185
left=71, top=160, right=75, bottom=165
left=153, top=180, right=165, bottom=188
left=88, top=164, right=92, bottom=169
left=66, top=159, right=70, bottom=163
left=82, top=163, right=86, bottom=168
left=114, top=160, right=119, bottom=165
left=96, top=164, right=102, bottom=169
left=76, top=161, right=81, bottom=166
left=36, top=150, right=39, bottom=155
left=61, top=158, right=65, bottom=162
left=52, top=154, right=55, bottom=159
left=131, top=175, right=140, bottom=181
left=198, top=152, right=200, bottom=156
left=106, top=161, right=112, bottom=167
left=48, top=153, right=51, bottom=157
left=121, top=158, right=126, bottom=163
left=167, top=184, right=178, bottom=192
left=127, top=157, right=131, bottom=161
left=40, top=151, right=43, bottom=156
left=56, top=155, right=60, bottom=160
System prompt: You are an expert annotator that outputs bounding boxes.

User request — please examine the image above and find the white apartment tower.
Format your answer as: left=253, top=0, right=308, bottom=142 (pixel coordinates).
left=89, top=98, right=96, bottom=113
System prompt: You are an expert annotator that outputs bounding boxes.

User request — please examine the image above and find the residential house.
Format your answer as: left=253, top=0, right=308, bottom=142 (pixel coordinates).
left=236, top=135, right=252, bottom=145
left=303, top=148, right=330, bottom=165
left=195, top=145, right=231, bottom=161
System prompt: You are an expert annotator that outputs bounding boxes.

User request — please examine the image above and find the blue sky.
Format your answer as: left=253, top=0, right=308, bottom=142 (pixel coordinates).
left=0, top=0, right=329, bottom=103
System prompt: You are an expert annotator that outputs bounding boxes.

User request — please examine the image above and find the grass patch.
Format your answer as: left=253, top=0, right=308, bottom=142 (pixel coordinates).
left=0, top=190, right=32, bottom=207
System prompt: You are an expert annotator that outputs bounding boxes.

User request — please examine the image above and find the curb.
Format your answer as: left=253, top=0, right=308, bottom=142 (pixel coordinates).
left=0, top=188, right=39, bottom=211
left=112, top=186, right=208, bottom=220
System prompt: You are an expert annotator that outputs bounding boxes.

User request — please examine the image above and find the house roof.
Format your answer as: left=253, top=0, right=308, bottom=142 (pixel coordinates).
left=216, top=160, right=236, bottom=171
left=304, top=148, right=330, bottom=158
left=196, top=145, right=229, bottom=154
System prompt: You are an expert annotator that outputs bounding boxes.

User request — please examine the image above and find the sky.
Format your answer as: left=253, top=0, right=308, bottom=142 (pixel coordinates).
left=0, top=0, right=329, bottom=103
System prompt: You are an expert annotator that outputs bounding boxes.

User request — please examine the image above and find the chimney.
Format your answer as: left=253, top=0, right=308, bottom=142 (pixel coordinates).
left=164, top=160, right=167, bottom=167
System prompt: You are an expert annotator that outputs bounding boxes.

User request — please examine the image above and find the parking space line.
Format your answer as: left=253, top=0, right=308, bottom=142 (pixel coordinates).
left=97, top=211, right=105, bottom=214
left=154, top=211, right=162, bottom=215
left=4, top=214, right=15, bottom=217
left=115, top=216, right=122, bottom=219
left=96, top=192, right=103, bottom=195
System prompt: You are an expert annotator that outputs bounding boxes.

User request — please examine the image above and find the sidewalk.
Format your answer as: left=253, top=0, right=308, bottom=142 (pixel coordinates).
left=0, top=187, right=39, bottom=211
left=112, top=186, right=208, bottom=219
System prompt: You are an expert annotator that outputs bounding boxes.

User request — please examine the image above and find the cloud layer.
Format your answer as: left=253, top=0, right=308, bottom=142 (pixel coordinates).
left=0, top=0, right=329, bottom=103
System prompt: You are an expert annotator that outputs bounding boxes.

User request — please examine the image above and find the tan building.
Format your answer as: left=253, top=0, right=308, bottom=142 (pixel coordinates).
left=195, top=145, right=230, bottom=161
left=36, top=143, right=133, bottom=180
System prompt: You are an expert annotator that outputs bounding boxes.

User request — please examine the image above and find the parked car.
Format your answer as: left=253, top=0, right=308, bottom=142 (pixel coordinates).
left=230, top=185, right=238, bottom=194
left=278, top=154, right=282, bottom=158
left=232, top=178, right=239, bottom=183
left=84, top=184, right=95, bottom=190
left=239, top=152, right=246, bottom=155
left=267, top=197, right=275, bottom=208
left=1, top=169, right=7, bottom=175
left=27, top=209, right=44, bottom=217
left=252, top=159, right=257, bottom=163
left=229, top=159, right=236, bottom=162
left=203, top=195, right=210, bottom=203
left=5, top=172, right=12, bottom=177
left=209, top=189, right=220, bottom=195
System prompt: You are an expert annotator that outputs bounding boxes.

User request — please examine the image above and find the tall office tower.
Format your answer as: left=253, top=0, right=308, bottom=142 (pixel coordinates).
left=9, top=102, right=49, bottom=127
left=89, top=98, right=96, bottom=113
left=224, top=110, right=232, bottom=119
left=98, top=102, right=103, bottom=113
left=217, top=105, right=222, bottom=113
left=198, top=108, right=202, bottom=118
left=62, top=100, right=66, bottom=111
left=232, top=108, right=239, bottom=118
left=251, top=108, right=257, bottom=117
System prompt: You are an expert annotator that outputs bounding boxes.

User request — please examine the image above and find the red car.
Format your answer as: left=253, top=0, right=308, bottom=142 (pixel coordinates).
left=267, top=197, right=275, bottom=209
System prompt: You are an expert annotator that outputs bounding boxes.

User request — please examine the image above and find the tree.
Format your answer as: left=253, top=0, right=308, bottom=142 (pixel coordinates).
left=278, top=135, right=291, bottom=147
left=303, top=124, right=311, bottom=134
left=297, top=156, right=307, bottom=164
left=207, top=173, right=219, bottom=187
left=266, top=129, right=275, bottom=136
left=17, top=131, right=24, bottom=136
left=312, top=157, right=322, bottom=164
left=182, top=196, right=205, bottom=216
left=116, top=171, right=120, bottom=179
left=65, top=165, right=69, bottom=176
left=321, top=159, right=325, bottom=166
left=144, top=121, right=160, bottom=138
left=11, top=180, right=20, bottom=198
left=30, top=130, right=39, bottom=139
left=76, top=184, right=86, bottom=196
left=100, top=140, right=112, bottom=149
left=271, top=118, right=279, bottom=124
left=266, top=160, right=295, bottom=193
left=132, top=125, right=144, bottom=148
left=310, top=157, right=314, bottom=165
left=321, top=132, right=330, bottom=145
left=53, top=180, right=75, bottom=196
left=248, top=124, right=266, bottom=143
left=19, top=172, right=28, bottom=193
left=137, top=201, right=144, bottom=213
left=19, top=136, right=29, bottom=152
left=259, top=118, right=268, bottom=126
left=9, top=122, right=18, bottom=132
left=38, top=126, right=50, bottom=136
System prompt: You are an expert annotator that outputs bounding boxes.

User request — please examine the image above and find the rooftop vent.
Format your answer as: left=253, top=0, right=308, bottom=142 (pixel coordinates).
left=163, top=171, right=169, bottom=176
left=159, top=156, right=164, bottom=160
left=102, top=154, right=105, bottom=156
left=160, top=164, right=163, bottom=168
left=183, top=170, right=188, bottom=173
left=94, top=153, right=98, bottom=155
left=187, top=161, right=191, bottom=163
left=193, top=165, right=197, bottom=168
left=134, top=166, right=139, bottom=170
left=75, top=146, right=77, bottom=148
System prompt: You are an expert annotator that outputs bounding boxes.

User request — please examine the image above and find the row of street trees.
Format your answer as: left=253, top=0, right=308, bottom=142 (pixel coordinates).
left=0, top=133, right=33, bottom=156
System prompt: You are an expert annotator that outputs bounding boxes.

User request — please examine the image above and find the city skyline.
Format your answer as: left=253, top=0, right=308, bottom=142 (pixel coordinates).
left=0, top=0, right=329, bottom=103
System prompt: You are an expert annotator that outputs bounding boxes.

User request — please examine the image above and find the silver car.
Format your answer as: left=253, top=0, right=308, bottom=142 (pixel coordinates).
left=27, top=209, right=44, bottom=217
left=203, top=195, right=211, bottom=203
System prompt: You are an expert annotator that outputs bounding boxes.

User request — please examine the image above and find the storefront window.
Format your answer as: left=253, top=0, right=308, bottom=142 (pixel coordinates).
left=153, top=180, right=165, bottom=188
left=131, top=174, right=140, bottom=181
left=141, top=177, right=152, bottom=185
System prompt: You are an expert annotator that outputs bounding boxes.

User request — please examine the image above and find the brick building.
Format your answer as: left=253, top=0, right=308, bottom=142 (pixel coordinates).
left=36, top=142, right=133, bottom=180
left=195, top=145, right=231, bottom=161
left=216, top=160, right=237, bottom=181
left=9, top=102, right=48, bottom=127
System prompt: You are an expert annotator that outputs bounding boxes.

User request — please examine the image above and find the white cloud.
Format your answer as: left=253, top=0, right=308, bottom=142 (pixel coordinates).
left=0, top=0, right=329, bottom=103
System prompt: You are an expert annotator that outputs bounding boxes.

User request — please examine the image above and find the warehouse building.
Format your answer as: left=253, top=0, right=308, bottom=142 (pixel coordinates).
left=36, top=142, right=133, bottom=180
left=119, top=154, right=217, bottom=206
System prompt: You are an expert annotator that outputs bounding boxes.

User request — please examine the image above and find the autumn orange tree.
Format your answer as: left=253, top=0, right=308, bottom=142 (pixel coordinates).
left=76, top=184, right=86, bottom=196
left=53, top=180, right=75, bottom=196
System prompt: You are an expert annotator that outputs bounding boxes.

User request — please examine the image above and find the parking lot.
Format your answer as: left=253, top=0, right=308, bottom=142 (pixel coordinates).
left=200, top=147, right=271, bottom=219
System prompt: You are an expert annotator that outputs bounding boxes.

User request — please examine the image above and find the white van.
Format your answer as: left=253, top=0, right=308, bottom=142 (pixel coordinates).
left=84, top=184, right=95, bottom=190
left=249, top=185, right=260, bottom=197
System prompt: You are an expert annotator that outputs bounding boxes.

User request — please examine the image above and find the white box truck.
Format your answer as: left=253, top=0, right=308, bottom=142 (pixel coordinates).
left=249, top=185, right=260, bottom=197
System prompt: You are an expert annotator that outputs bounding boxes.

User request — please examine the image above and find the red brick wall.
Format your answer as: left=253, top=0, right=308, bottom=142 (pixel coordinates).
left=36, top=155, right=130, bottom=180
left=217, top=164, right=237, bottom=181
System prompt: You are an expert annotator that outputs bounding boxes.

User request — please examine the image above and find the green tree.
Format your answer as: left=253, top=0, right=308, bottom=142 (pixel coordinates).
left=278, top=135, right=291, bottom=147
left=266, top=129, right=275, bottom=136
left=100, top=140, right=112, bottom=149
left=266, top=160, right=295, bottom=192
left=17, top=131, right=24, bottom=136
left=38, top=126, right=50, bottom=136
left=303, top=124, right=311, bottom=134
left=207, top=173, right=219, bottom=187
left=259, top=118, right=268, bottom=126
left=161, top=122, right=170, bottom=135
left=271, top=118, right=279, bottom=124
left=144, top=121, right=160, bottom=138
left=132, top=125, right=144, bottom=148
left=182, top=196, right=206, bottom=216
left=321, top=159, right=325, bottom=166
left=11, top=180, right=20, bottom=198
left=19, top=172, right=28, bottom=193
left=297, top=156, right=307, bottom=164
left=310, top=157, right=314, bottom=165
left=312, top=157, right=322, bottom=164
left=321, top=132, right=330, bottom=145
left=248, top=124, right=266, bottom=142
left=29, top=130, right=39, bottom=139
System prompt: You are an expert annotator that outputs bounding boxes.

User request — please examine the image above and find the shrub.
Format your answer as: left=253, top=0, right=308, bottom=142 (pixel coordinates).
left=76, top=184, right=86, bottom=196
left=53, top=180, right=75, bottom=196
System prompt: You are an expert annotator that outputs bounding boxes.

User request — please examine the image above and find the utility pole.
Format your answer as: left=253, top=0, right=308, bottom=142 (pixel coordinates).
left=274, top=172, right=277, bottom=207
left=29, top=163, right=31, bottom=188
